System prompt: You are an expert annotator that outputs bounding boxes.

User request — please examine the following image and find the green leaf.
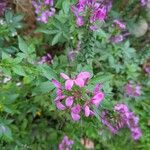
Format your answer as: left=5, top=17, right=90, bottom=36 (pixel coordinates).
left=18, top=36, right=28, bottom=53
left=62, top=1, right=70, bottom=14
left=12, top=65, right=26, bottom=76
left=52, top=33, right=62, bottom=45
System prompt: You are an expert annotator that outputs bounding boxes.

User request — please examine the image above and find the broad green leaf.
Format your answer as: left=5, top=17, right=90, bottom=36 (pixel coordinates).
left=18, top=36, right=28, bottom=53
left=12, top=65, right=26, bottom=76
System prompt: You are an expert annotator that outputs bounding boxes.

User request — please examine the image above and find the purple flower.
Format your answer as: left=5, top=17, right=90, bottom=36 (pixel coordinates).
left=59, top=135, right=74, bottom=150
left=114, top=19, right=126, bottom=30
left=124, top=82, right=141, bottom=97
left=71, top=0, right=112, bottom=28
left=145, top=66, right=150, bottom=76
left=131, top=127, right=142, bottom=140
left=110, top=35, right=123, bottom=43
left=38, top=53, right=52, bottom=64
left=52, top=72, right=105, bottom=122
left=32, top=0, right=55, bottom=23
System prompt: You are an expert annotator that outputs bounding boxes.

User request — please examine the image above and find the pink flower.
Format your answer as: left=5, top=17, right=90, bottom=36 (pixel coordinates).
left=71, top=104, right=81, bottom=121
left=124, top=82, right=141, bottom=97
left=60, top=72, right=91, bottom=90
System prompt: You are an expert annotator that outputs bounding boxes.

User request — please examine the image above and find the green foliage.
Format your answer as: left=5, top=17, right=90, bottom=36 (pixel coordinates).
left=0, top=0, right=150, bottom=149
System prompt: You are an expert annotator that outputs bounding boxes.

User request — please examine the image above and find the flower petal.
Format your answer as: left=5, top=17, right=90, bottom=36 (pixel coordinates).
left=51, top=79, right=61, bottom=88
left=75, top=78, right=85, bottom=87
left=55, top=101, right=66, bottom=110
left=65, top=79, right=74, bottom=91
left=71, top=112, right=80, bottom=121
left=65, top=96, right=74, bottom=107
left=71, top=104, right=81, bottom=114
left=77, top=72, right=91, bottom=80
left=91, top=92, right=104, bottom=107
left=84, top=105, right=90, bottom=117
left=60, top=73, right=70, bottom=80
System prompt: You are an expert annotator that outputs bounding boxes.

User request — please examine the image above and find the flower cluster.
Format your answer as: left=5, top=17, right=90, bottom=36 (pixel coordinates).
left=59, top=135, right=74, bottom=150
left=71, top=0, right=112, bottom=29
left=140, top=0, right=150, bottom=6
left=101, top=103, right=142, bottom=140
left=124, top=81, right=141, bottom=97
left=32, top=0, right=55, bottom=23
left=0, top=0, right=7, bottom=16
left=38, top=53, right=52, bottom=64
left=110, top=19, right=126, bottom=43
left=52, top=72, right=105, bottom=121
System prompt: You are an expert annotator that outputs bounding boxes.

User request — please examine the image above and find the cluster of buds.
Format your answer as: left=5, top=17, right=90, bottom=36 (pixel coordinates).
left=101, top=103, right=142, bottom=140
left=59, top=135, right=74, bottom=150
left=110, top=19, right=126, bottom=43
left=32, top=0, right=55, bottom=23
left=52, top=72, right=105, bottom=121
left=71, top=0, right=112, bottom=29
left=124, top=81, right=141, bottom=97
left=38, top=53, right=52, bottom=64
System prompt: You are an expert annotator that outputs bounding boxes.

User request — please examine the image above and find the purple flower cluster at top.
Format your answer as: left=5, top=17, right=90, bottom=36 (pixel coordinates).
left=101, top=103, right=142, bottom=140
left=0, top=0, right=7, bottom=16
left=38, top=53, right=52, bottom=64
left=32, top=0, right=55, bottom=23
left=124, top=81, right=141, bottom=97
left=140, top=0, right=150, bottom=6
left=59, top=135, right=74, bottom=150
left=71, top=0, right=112, bottom=29
left=52, top=72, right=105, bottom=121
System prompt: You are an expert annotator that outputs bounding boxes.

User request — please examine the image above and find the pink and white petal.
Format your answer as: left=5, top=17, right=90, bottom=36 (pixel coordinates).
left=84, top=105, right=90, bottom=117
left=65, top=96, right=74, bottom=107
left=71, top=104, right=81, bottom=114
left=92, top=92, right=104, bottom=107
left=65, top=79, right=74, bottom=91
left=77, top=72, right=91, bottom=80
left=55, top=101, right=66, bottom=110
left=75, top=78, right=85, bottom=87
left=51, top=79, right=62, bottom=88
left=56, top=89, right=63, bottom=96
left=71, top=112, right=80, bottom=121
left=60, top=73, right=70, bottom=80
